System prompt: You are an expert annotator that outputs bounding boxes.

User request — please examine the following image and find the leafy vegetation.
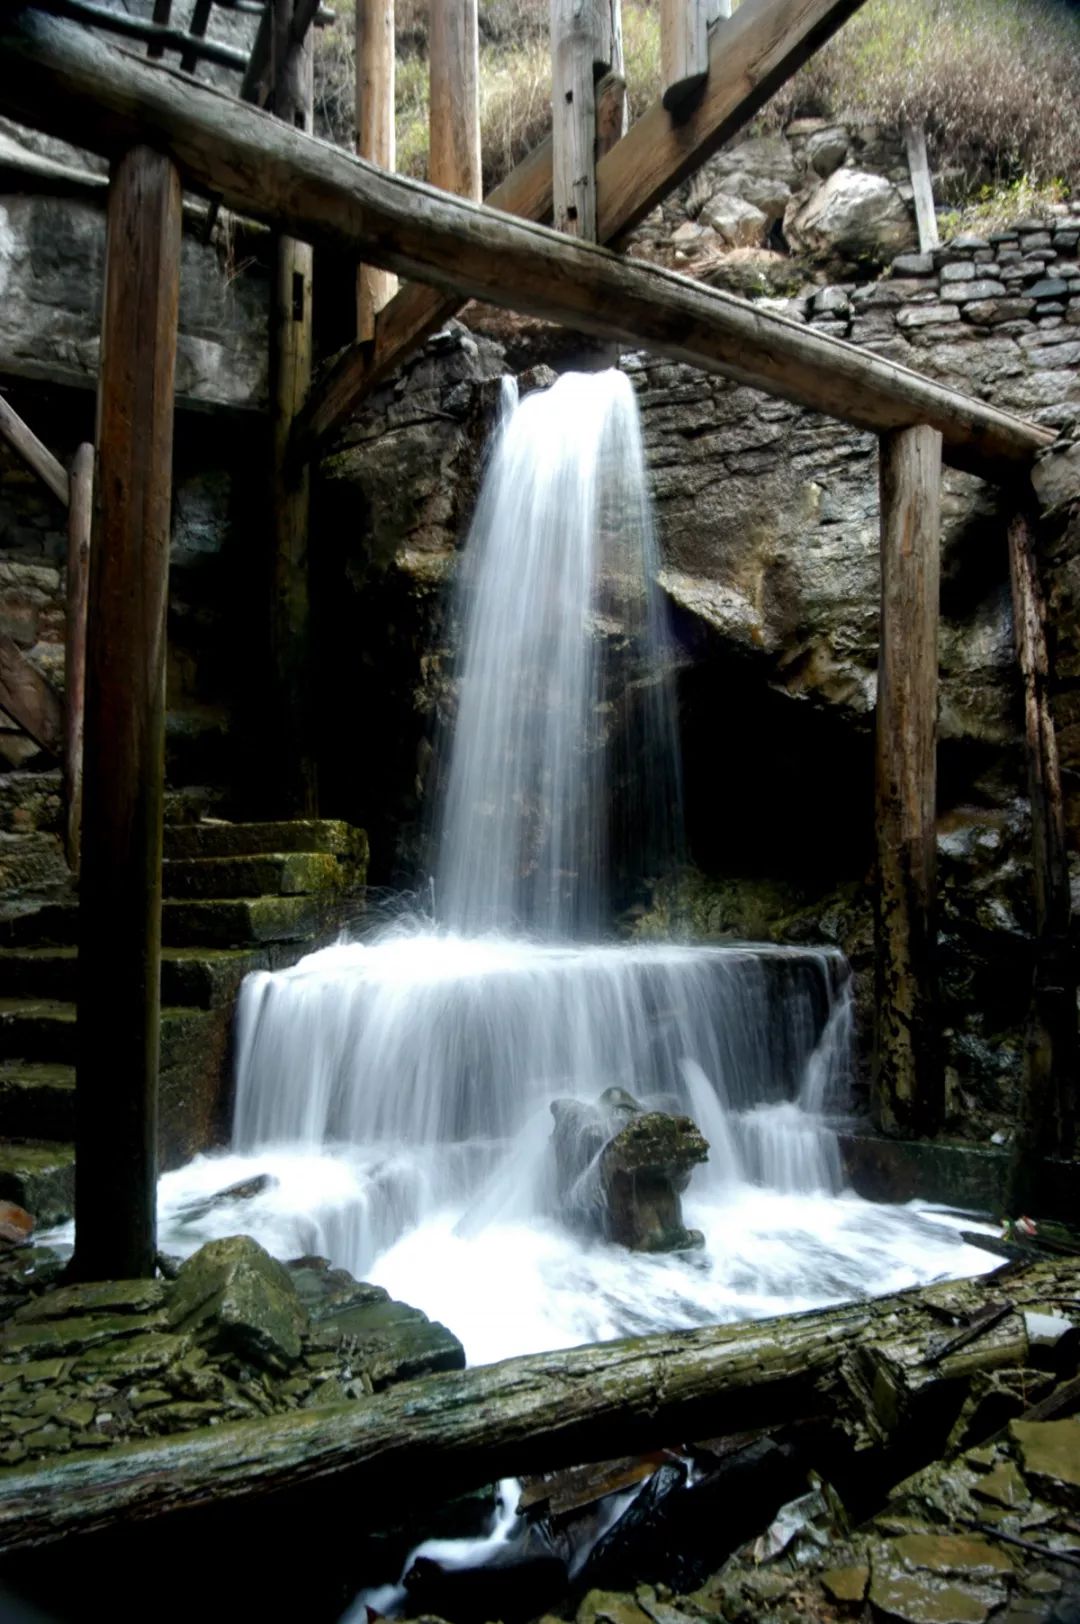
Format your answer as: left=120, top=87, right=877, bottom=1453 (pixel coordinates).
left=314, top=0, right=1080, bottom=204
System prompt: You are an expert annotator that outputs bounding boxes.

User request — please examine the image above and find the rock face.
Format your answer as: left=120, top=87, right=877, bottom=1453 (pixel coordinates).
left=551, top=1090, right=708, bottom=1253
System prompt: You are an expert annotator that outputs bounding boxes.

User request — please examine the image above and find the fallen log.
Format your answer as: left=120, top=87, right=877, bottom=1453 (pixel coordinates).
left=0, top=1257, right=1074, bottom=1553
left=0, top=8, right=1054, bottom=484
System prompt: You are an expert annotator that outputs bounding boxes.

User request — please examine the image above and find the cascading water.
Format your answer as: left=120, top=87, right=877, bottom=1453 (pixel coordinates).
left=155, top=368, right=994, bottom=1365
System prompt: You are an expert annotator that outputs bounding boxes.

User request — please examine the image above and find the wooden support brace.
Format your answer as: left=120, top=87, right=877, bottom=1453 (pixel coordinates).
left=873, top=423, right=943, bottom=1138
left=63, top=442, right=92, bottom=875
left=661, top=0, right=728, bottom=110
left=356, top=0, right=397, bottom=340
left=74, top=146, right=182, bottom=1283
left=551, top=0, right=598, bottom=239
left=0, top=394, right=69, bottom=509
left=904, top=123, right=939, bottom=254
left=0, top=636, right=63, bottom=758
left=1005, top=510, right=1077, bottom=1207
left=429, top=0, right=481, bottom=202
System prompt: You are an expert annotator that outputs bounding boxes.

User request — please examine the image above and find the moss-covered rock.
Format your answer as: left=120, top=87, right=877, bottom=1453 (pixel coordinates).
left=167, top=1235, right=308, bottom=1373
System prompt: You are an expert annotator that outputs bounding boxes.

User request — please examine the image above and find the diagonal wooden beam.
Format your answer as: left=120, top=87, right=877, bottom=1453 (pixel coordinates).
left=0, top=634, right=63, bottom=757
left=0, top=394, right=69, bottom=508
left=298, top=0, right=868, bottom=455
left=0, top=7, right=1054, bottom=484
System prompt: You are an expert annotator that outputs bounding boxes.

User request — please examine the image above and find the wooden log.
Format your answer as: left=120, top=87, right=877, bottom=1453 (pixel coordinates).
left=551, top=0, right=597, bottom=240
left=0, top=1256, right=1071, bottom=1554
left=0, top=634, right=63, bottom=757
left=0, top=395, right=69, bottom=509
left=1005, top=511, right=1077, bottom=1209
left=73, top=146, right=182, bottom=1283
left=270, top=0, right=318, bottom=816
left=873, top=425, right=943, bottom=1138
left=63, top=442, right=92, bottom=875
left=356, top=0, right=397, bottom=340
left=429, top=0, right=481, bottom=202
left=0, top=10, right=1055, bottom=485
left=904, top=123, right=939, bottom=254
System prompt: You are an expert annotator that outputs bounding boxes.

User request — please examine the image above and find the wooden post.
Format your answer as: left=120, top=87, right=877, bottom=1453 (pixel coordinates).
left=63, top=442, right=92, bottom=874
left=429, top=0, right=481, bottom=201
left=551, top=0, right=597, bottom=239
left=904, top=123, right=939, bottom=254
left=596, top=2, right=627, bottom=156
left=74, top=147, right=181, bottom=1282
left=661, top=0, right=727, bottom=110
left=271, top=0, right=317, bottom=815
left=873, top=424, right=943, bottom=1138
left=356, top=0, right=396, bottom=339
left=1005, top=511, right=1077, bottom=1210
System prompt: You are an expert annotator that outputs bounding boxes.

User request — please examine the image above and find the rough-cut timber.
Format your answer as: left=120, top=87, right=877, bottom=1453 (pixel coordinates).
left=63, top=441, right=92, bottom=873
left=38, top=0, right=250, bottom=70
left=0, top=1257, right=1072, bottom=1553
left=356, top=0, right=396, bottom=339
left=661, top=0, right=726, bottom=110
left=1006, top=512, right=1077, bottom=1209
left=0, top=396, right=68, bottom=509
left=874, top=425, right=943, bottom=1138
left=429, top=0, right=480, bottom=203
left=0, top=635, right=63, bottom=758
left=0, top=9, right=1055, bottom=484
left=552, top=0, right=598, bottom=239
left=74, top=146, right=182, bottom=1282
left=904, top=123, right=939, bottom=254
left=300, top=0, right=869, bottom=449
left=270, top=0, right=317, bottom=816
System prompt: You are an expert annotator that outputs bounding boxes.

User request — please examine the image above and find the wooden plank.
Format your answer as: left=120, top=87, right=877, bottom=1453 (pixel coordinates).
left=904, top=123, right=939, bottom=254
left=552, top=0, right=598, bottom=239
left=429, top=0, right=481, bottom=202
left=35, top=0, right=250, bottom=71
left=180, top=0, right=213, bottom=74
left=873, top=424, right=943, bottom=1138
left=0, top=10, right=1055, bottom=484
left=0, top=395, right=69, bottom=509
left=63, top=442, right=92, bottom=874
left=148, top=0, right=173, bottom=60
left=74, top=146, right=182, bottom=1283
left=0, top=1257, right=1070, bottom=1554
left=356, top=0, right=396, bottom=339
left=270, top=0, right=318, bottom=815
left=1005, top=511, right=1077, bottom=1209
left=300, top=0, right=875, bottom=448
left=0, top=635, right=63, bottom=757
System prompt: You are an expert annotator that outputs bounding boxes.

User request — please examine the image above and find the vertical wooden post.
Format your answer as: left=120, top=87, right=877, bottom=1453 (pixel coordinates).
left=596, top=0, right=627, bottom=156
left=661, top=0, right=727, bottom=111
left=356, top=0, right=397, bottom=340
left=873, top=424, right=943, bottom=1139
left=904, top=124, right=939, bottom=254
left=429, top=0, right=481, bottom=201
left=1005, top=511, right=1077, bottom=1211
left=63, top=442, right=92, bottom=875
left=271, top=0, right=318, bottom=814
left=551, top=0, right=598, bottom=239
left=74, top=147, right=181, bottom=1282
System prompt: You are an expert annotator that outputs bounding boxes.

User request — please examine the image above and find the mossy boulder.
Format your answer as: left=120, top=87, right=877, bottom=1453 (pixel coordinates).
left=167, top=1235, right=308, bottom=1373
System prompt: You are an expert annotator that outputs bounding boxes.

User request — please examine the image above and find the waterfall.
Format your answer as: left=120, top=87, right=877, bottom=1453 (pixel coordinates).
left=156, top=369, right=994, bottom=1364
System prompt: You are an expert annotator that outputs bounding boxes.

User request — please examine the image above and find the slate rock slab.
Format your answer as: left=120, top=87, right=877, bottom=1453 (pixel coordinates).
left=168, top=1234, right=308, bottom=1373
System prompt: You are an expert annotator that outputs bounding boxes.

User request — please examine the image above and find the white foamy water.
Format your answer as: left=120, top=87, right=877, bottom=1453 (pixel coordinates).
left=140, top=371, right=997, bottom=1370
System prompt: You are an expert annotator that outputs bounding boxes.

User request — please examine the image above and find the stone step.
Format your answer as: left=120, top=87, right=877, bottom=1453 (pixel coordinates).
left=162, top=851, right=345, bottom=900
left=0, top=946, right=268, bottom=1008
left=0, top=1139, right=75, bottom=1226
left=0, top=1000, right=223, bottom=1066
left=161, top=895, right=335, bottom=948
left=164, top=819, right=368, bottom=863
left=0, top=904, right=79, bottom=950
left=0, top=1062, right=75, bottom=1141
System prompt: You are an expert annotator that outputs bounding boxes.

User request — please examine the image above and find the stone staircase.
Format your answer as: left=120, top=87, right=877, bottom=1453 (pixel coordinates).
left=0, top=813, right=368, bottom=1226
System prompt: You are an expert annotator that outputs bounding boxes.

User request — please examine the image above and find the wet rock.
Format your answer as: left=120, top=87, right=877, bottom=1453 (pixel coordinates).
left=601, top=1114, right=708, bottom=1254
left=14, top=1279, right=167, bottom=1322
left=868, top=1565, right=1000, bottom=1623
left=822, top=1563, right=870, bottom=1602
left=1010, top=1418, right=1080, bottom=1499
left=167, top=1235, right=308, bottom=1373
left=174, top=1172, right=277, bottom=1225
left=0, top=1202, right=33, bottom=1245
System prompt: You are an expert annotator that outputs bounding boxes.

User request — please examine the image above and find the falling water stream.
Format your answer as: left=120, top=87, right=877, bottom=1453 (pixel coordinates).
left=156, top=371, right=994, bottom=1362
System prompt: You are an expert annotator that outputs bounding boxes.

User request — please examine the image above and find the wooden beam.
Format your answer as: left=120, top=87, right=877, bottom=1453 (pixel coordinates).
left=299, top=0, right=875, bottom=448
left=662, top=0, right=709, bottom=109
left=0, top=635, right=63, bottom=757
left=35, top=0, right=250, bottom=71
left=904, top=123, right=939, bottom=254
left=0, top=9, right=1055, bottom=485
left=0, top=394, right=69, bottom=509
left=429, top=0, right=480, bottom=202
left=74, top=146, right=182, bottom=1283
left=0, top=1256, right=1071, bottom=1554
left=180, top=0, right=213, bottom=74
left=270, top=0, right=318, bottom=815
left=1005, top=511, right=1077, bottom=1208
left=63, top=442, right=92, bottom=874
left=356, top=0, right=396, bottom=340
left=552, top=0, right=597, bottom=239
left=873, top=425, right=943, bottom=1138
